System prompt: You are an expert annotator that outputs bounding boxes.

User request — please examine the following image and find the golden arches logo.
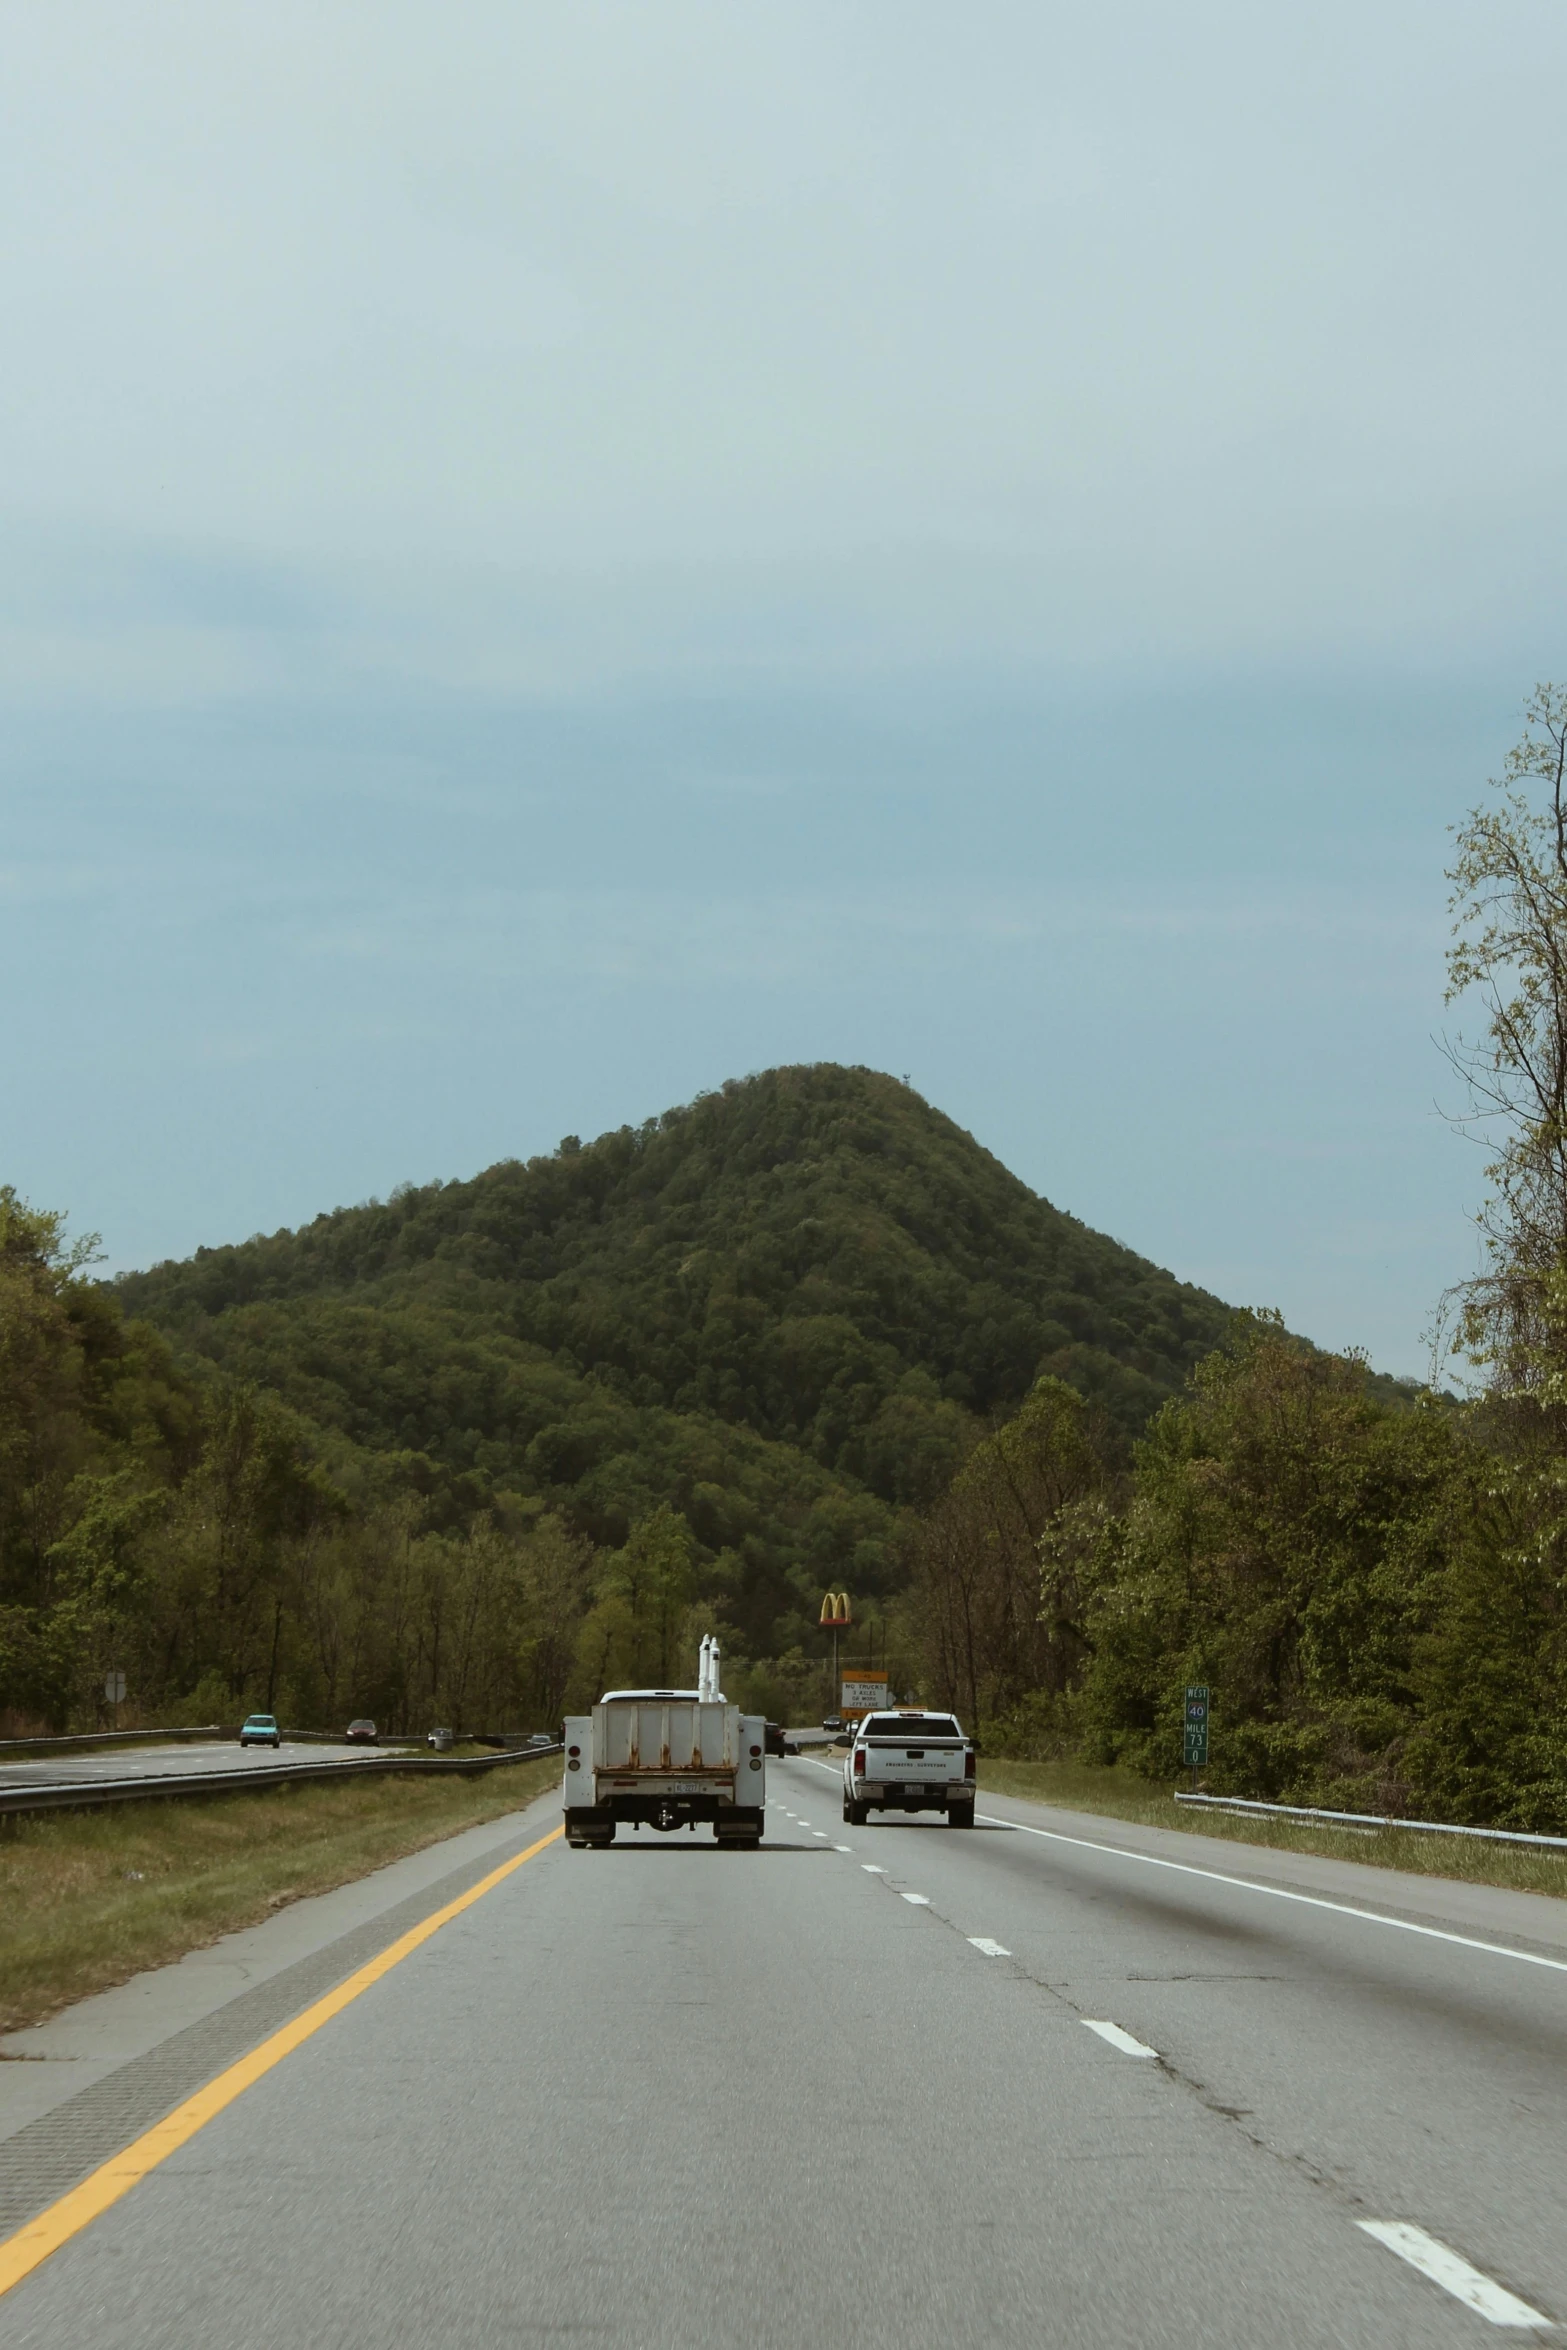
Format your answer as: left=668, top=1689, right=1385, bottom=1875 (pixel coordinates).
left=819, top=1591, right=852, bottom=1627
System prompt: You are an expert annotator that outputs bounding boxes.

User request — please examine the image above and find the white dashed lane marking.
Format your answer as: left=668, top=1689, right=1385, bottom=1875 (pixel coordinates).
left=799, top=1755, right=1558, bottom=2326
left=1082, top=2020, right=1158, bottom=2058
left=1356, top=2223, right=1551, bottom=2330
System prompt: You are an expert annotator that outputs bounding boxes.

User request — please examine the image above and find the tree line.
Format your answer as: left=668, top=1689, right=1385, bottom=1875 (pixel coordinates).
left=0, top=1202, right=769, bottom=1736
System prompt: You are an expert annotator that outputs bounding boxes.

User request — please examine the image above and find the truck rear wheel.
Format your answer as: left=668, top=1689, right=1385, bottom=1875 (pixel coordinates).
left=845, top=1798, right=867, bottom=1827
left=948, top=1803, right=974, bottom=1828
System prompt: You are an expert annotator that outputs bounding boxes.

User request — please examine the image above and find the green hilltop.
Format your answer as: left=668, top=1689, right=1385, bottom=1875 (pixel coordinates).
left=115, top=1065, right=1235, bottom=1657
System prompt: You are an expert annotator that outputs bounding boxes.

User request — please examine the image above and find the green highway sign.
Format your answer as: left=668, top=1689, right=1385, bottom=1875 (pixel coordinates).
left=1182, top=1684, right=1209, bottom=1769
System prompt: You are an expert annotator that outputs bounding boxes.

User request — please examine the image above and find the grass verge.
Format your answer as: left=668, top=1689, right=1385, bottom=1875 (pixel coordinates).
left=0, top=1757, right=561, bottom=2036
left=977, top=1758, right=1567, bottom=1905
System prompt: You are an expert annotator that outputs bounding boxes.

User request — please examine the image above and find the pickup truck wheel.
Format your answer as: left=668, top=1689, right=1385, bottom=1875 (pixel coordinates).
left=948, top=1804, right=974, bottom=1828
left=846, top=1799, right=868, bottom=1827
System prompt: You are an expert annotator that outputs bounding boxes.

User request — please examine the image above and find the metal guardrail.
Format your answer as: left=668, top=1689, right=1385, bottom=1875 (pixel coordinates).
left=1174, top=1790, right=1567, bottom=1853
left=0, top=1742, right=562, bottom=1819
left=0, top=1725, right=539, bottom=1761
left=0, top=1726, right=225, bottom=1760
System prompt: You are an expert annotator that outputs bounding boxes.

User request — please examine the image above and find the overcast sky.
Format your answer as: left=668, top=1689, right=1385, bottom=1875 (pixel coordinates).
left=6, top=3, right=1567, bottom=1373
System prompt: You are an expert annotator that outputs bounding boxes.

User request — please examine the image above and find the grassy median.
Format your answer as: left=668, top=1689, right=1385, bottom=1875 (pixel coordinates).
left=978, top=1758, right=1567, bottom=1903
left=0, top=1757, right=561, bottom=2036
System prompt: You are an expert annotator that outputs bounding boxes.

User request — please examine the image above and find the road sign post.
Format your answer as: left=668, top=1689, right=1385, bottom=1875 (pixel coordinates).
left=104, top=1669, right=126, bottom=1728
left=1183, top=1684, right=1209, bottom=1781
left=819, top=1592, right=851, bottom=1713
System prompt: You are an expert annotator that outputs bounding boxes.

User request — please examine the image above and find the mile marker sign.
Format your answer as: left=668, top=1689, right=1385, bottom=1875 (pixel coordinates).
left=1183, top=1685, right=1209, bottom=1769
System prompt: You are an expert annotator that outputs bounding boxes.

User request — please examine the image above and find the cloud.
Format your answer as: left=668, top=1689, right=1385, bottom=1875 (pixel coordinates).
left=2, top=4, right=1566, bottom=703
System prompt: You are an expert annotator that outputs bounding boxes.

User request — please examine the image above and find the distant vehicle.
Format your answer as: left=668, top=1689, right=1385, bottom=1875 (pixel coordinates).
left=427, top=1726, right=454, bottom=1751
left=821, top=1713, right=843, bottom=1733
left=562, top=1684, right=765, bottom=1849
left=782, top=1736, right=800, bottom=1756
left=525, top=1731, right=555, bottom=1748
left=842, top=1710, right=974, bottom=1827
left=763, top=1721, right=786, bottom=1757
left=345, top=1719, right=378, bottom=1745
left=240, top=1713, right=281, bottom=1750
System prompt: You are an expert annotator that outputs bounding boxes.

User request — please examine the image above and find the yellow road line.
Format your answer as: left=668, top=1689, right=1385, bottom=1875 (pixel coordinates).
left=0, top=1821, right=563, bottom=2302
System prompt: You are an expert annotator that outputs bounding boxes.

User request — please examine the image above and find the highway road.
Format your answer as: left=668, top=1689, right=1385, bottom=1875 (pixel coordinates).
left=2, top=1752, right=1565, bottom=2346
left=0, top=1738, right=409, bottom=1798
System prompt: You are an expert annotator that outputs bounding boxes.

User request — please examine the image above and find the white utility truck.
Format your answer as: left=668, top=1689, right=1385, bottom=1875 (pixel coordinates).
left=562, top=1636, right=765, bottom=1849
left=842, top=1708, right=975, bottom=1827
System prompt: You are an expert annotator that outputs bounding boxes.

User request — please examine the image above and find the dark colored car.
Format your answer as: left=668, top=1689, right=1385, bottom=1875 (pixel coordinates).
left=763, top=1722, right=786, bottom=1757
left=345, top=1718, right=378, bottom=1745
left=821, top=1713, right=843, bottom=1733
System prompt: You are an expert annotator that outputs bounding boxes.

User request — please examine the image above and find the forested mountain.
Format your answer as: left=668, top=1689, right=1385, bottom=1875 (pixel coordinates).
left=114, top=1066, right=1234, bottom=1658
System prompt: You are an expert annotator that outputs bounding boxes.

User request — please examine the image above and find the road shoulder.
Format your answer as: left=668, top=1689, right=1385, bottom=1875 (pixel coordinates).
left=0, top=1780, right=562, bottom=2147
left=972, top=1785, right=1567, bottom=1956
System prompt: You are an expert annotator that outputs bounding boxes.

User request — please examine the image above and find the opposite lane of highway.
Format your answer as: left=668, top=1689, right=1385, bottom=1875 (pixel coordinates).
left=2, top=1756, right=1563, bottom=2347
left=0, top=1740, right=409, bottom=1796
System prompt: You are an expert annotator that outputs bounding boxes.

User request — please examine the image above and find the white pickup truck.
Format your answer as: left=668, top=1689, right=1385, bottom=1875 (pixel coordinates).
left=562, top=1688, right=765, bottom=1848
left=842, top=1709, right=975, bottom=1827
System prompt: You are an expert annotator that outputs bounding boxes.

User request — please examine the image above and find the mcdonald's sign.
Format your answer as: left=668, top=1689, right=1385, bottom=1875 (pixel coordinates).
left=819, top=1591, right=852, bottom=1627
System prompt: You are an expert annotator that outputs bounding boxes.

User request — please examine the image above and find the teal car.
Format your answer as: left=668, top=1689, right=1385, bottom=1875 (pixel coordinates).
left=240, top=1713, right=281, bottom=1749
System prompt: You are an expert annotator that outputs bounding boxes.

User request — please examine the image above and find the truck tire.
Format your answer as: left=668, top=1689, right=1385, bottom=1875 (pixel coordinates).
left=948, top=1802, right=974, bottom=1828
left=845, top=1799, right=868, bottom=1827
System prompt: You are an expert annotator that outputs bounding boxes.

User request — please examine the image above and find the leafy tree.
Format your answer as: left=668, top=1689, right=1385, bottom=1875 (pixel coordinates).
left=600, top=1504, right=696, bottom=1687
left=1444, top=685, right=1567, bottom=1404
left=914, top=1377, right=1109, bottom=1730
left=1076, top=1321, right=1457, bottom=1800
left=0, top=1189, right=197, bottom=1727
left=516, top=1512, right=594, bottom=1724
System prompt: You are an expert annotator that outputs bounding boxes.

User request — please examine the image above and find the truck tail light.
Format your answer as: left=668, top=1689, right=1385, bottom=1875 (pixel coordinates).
left=568, top=1745, right=581, bottom=1758
left=853, top=1748, right=866, bottom=1777
left=964, top=1749, right=975, bottom=1780
left=749, top=1744, right=761, bottom=1756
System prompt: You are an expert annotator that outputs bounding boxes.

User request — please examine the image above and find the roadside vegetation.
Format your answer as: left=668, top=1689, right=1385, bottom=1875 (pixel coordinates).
left=0, top=1756, right=560, bottom=2036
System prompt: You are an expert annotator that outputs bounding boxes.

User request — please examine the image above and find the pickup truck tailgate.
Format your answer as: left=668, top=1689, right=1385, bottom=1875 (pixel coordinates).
left=866, top=1741, right=965, bottom=1783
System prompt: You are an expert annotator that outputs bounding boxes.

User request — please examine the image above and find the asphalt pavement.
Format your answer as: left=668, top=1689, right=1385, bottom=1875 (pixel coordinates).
left=2, top=1753, right=1564, bottom=2347
left=0, top=1739, right=405, bottom=1796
